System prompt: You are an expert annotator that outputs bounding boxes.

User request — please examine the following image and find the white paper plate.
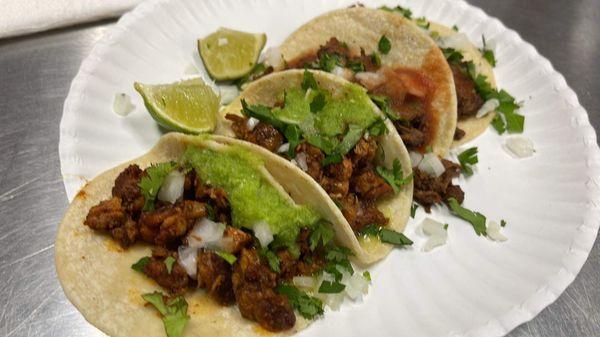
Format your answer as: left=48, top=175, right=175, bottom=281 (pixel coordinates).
left=59, top=0, right=600, bottom=336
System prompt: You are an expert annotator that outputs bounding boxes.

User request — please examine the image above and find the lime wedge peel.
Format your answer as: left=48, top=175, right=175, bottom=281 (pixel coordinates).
left=134, top=78, right=219, bottom=134
left=198, top=27, right=266, bottom=81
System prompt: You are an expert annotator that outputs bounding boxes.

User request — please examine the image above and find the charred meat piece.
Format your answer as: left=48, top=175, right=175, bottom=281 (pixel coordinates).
left=395, top=124, right=426, bottom=149
left=138, top=201, right=206, bottom=246
left=320, top=176, right=350, bottom=200
left=295, top=142, right=325, bottom=181
left=451, top=63, right=484, bottom=119
left=222, top=226, right=253, bottom=254
left=353, top=199, right=388, bottom=232
left=454, top=127, right=466, bottom=141
left=143, top=247, right=189, bottom=295
left=84, top=197, right=139, bottom=247
left=350, top=137, right=378, bottom=170
left=112, top=164, right=145, bottom=216
left=194, top=176, right=231, bottom=224
left=325, top=156, right=353, bottom=181
left=225, top=114, right=284, bottom=153
left=276, top=250, right=298, bottom=282
left=414, top=159, right=464, bottom=212
left=351, top=170, right=394, bottom=200
left=232, top=249, right=295, bottom=331
left=197, top=250, right=235, bottom=305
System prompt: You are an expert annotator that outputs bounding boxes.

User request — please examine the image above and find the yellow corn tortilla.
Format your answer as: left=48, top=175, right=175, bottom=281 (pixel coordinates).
left=278, top=7, right=457, bottom=157
left=426, top=22, right=498, bottom=147
left=218, top=69, right=413, bottom=265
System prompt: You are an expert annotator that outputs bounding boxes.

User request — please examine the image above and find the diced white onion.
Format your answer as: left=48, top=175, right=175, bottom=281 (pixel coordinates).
left=486, top=220, right=507, bottom=242
left=157, top=170, right=185, bottom=204
left=304, top=88, right=313, bottom=100
left=217, top=37, right=229, bottom=46
left=188, top=218, right=226, bottom=250
left=113, top=93, right=134, bottom=116
left=409, top=151, right=423, bottom=167
left=504, top=137, right=535, bottom=158
left=293, top=276, right=315, bottom=289
left=277, top=143, right=290, bottom=153
left=263, top=46, right=284, bottom=69
left=246, top=117, right=259, bottom=131
left=253, top=221, right=274, bottom=247
left=331, top=66, right=354, bottom=81
left=437, top=33, right=472, bottom=51
left=294, top=152, right=309, bottom=172
left=354, top=71, right=385, bottom=89
left=418, top=153, right=445, bottom=177
left=476, top=98, right=500, bottom=118
left=183, top=63, right=199, bottom=75
left=423, top=235, right=448, bottom=252
left=421, top=218, right=446, bottom=236
left=345, top=272, right=370, bottom=300
left=177, top=245, right=199, bottom=277
left=326, top=293, right=345, bottom=311
left=218, top=85, right=239, bottom=105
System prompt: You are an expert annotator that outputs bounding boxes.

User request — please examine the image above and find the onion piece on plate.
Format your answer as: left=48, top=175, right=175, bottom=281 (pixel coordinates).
left=504, top=137, right=535, bottom=158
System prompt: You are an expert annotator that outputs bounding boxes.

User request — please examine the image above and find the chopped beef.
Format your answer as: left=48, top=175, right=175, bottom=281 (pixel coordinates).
left=450, top=63, right=484, bottom=119
left=350, top=137, right=378, bottom=170
left=225, top=114, right=284, bottom=152
left=320, top=176, right=350, bottom=200
left=84, top=197, right=139, bottom=247
left=454, top=127, right=466, bottom=141
left=287, top=38, right=379, bottom=73
left=414, top=159, right=464, bottom=212
left=111, top=164, right=145, bottom=216
left=138, top=200, right=206, bottom=246
left=276, top=250, right=298, bottom=281
left=222, top=226, right=253, bottom=254
left=143, top=247, right=189, bottom=295
left=193, top=175, right=231, bottom=224
left=395, top=123, right=426, bottom=149
left=351, top=170, right=394, bottom=200
left=232, top=249, right=295, bottom=331
left=197, top=250, right=235, bottom=305
left=294, top=142, right=325, bottom=181
left=337, top=193, right=388, bottom=232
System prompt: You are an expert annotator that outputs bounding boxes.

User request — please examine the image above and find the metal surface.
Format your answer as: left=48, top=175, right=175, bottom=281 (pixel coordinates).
left=0, top=0, right=597, bottom=336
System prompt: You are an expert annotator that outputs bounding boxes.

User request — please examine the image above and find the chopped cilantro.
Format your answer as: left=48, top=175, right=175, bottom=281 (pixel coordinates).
left=370, top=52, right=382, bottom=67
left=318, top=53, right=342, bottom=72
left=411, top=203, right=419, bottom=218
left=301, top=70, right=318, bottom=90
left=444, top=223, right=449, bottom=230
left=142, top=292, right=190, bottom=337
left=362, top=271, right=372, bottom=282
left=379, top=228, right=413, bottom=246
left=491, top=114, right=506, bottom=134
left=378, top=35, right=391, bottom=55
left=322, top=153, right=343, bottom=166
left=319, top=280, right=346, bottom=294
left=324, top=263, right=344, bottom=282
left=164, top=256, right=176, bottom=274
left=452, top=24, right=459, bottom=32
left=284, top=124, right=302, bottom=157
left=368, top=118, right=388, bottom=136
left=346, top=59, right=365, bottom=73
left=500, top=219, right=507, bottom=227
left=260, top=248, right=281, bottom=273
left=309, top=221, right=335, bottom=250
left=138, top=162, right=177, bottom=211
left=447, top=198, right=487, bottom=236
left=305, top=134, right=339, bottom=154
left=457, top=147, right=478, bottom=176
left=380, top=5, right=412, bottom=19
left=310, top=91, right=327, bottom=113
left=240, top=99, right=286, bottom=130
left=359, top=224, right=380, bottom=237
left=276, top=284, right=324, bottom=319
left=369, top=94, right=400, bottom=121
left=376, top=159, right=412, bottom=194
left=480, top=35, right=497, bottom=67
left=131, top=256, right=150, bottom=273
left=335, top=124, right=364, bottom=155
left=416, top=17, right=430, bottom=29
left=325, top=246, right=354, bottom=262
left=216, top=251, right=237, bottom=265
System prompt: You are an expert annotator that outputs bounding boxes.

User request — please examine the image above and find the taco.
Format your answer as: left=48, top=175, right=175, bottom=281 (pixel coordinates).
left=55, top=133, right=376, bottom=337
left=217, top=69, right=413, bottom=264
left=277, top=6, right=457, bottom=157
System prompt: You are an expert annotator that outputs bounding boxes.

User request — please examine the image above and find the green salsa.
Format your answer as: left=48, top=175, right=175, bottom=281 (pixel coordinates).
left=180, top=145, right=320, bottom=246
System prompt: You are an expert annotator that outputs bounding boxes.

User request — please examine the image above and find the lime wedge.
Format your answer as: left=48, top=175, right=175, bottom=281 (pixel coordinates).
left=198, top=28, right=266, bottom=81
left=134, top=78, right=219, bottom=134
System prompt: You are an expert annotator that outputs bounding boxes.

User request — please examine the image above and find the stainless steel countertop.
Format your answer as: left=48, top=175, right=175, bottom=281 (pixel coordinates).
left=0, top=1, right=598, bottom=336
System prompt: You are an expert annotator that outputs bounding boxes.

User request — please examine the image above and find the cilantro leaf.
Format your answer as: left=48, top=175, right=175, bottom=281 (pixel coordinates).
left=444, top=223, right=449, bottom=230
left=410, top=203, right=419, bottom=218
left=138, top=162, right=177, bottom=211
left=480, top=35, right=496, bottom=67
left=324, top=263, right=344, bottom=282
left=370, top=52, right=382, bottom=67
left=359, top=224, right=380, bottom=237
left=310, top=91, right=326, bottom=113
left=452, top=24, right=459, bottom=32
left=302, top=70, right=318, bottom=90
left=335, top=124, right=364, bottom=156
left=376, top=159, right=412, bottom=194
left=369, top=94, right=400, bottom=121
left=260, top=248, right=281, bottom=273
left=491, top=114, right=506, bottom=134
left=457, top=147, right=478, bottom=176
left=325, top=246, right=354, bottom=262
left=284, top=124, right=302, bottom=157
left=416, top=17, right=430, bottom=29
left=164, top=256, right=176, bottom=274
left=322, top=153, right=343, bottom=166
left=216, top=251, right=237, bottom=265
left=378, top=35, right=391, bottom=55
left=276, top=284, right=324, bottom=319
left=240, top=99, right=287, bottom=130
left=142, top=292, right=190, bottom=337
left=500, top=219, right=507, bottom=227
left=380, top=5, right=412, bottom=19
left=447, top=198, right=487, bottom=236
left=317, top=52, right=342, bottom=72
left=346, top=59, right=365, bottom=73
left=368, top=118, right=388, bottom=136
left=362, top=271, right=372, bottom=282
left=309, top=221, right=335, bottom=250
left=318, top=280, right=346, bottom=294
left=131, top=256, right=150, bottom=273
left=379, top=229, right=413, bottom=246
left=305, top=134, right=339, bottom=155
